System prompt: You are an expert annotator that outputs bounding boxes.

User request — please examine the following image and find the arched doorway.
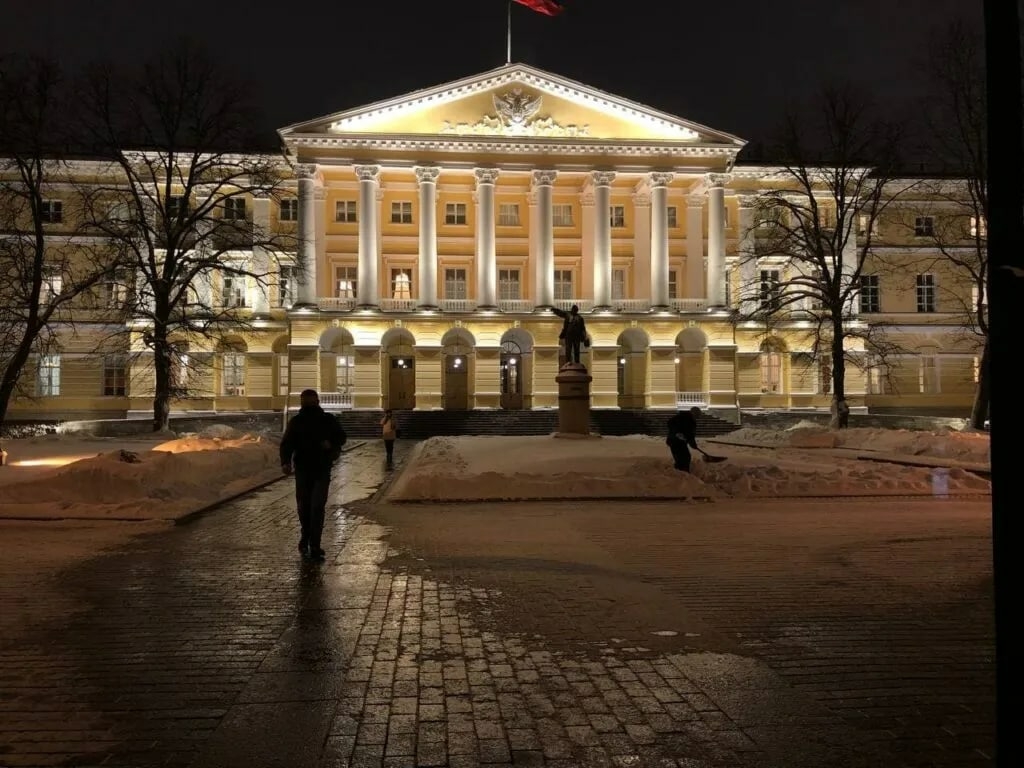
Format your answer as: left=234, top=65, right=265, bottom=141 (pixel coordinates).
left=675, top=327, right=708, bottom=406
left=441, top=328, right=474, bottom=411
left=382, top=328, right=416, bottom=410
left=499, top=328, right=533, bottom=410
left=616, top=328, right=649, bottom=409
left=319, top=327, right=355, bottom=404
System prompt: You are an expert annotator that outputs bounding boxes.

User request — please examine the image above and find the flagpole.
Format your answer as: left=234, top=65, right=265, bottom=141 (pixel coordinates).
left=506, top=0, right=512, bottom=63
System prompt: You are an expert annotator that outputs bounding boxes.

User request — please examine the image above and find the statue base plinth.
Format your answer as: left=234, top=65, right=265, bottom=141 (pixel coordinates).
left=555, top=362, right=592, bottom=436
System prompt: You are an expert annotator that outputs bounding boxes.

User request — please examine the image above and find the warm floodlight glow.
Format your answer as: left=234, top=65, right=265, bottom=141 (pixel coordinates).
left=10, top=455, right=92, bottom=467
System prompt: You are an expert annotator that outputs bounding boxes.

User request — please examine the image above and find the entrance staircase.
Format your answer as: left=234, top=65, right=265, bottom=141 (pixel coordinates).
left=334, top=409, right=739, bottom=441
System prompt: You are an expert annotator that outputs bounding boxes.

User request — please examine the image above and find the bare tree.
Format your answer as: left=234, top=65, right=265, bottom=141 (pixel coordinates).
left=909, top=20, right=989, bottom=428
left=736, top=86, right=916, bottom=427
left=81, top=44, right=296, bottom=432
left=0, top=56, right=120, bottom=427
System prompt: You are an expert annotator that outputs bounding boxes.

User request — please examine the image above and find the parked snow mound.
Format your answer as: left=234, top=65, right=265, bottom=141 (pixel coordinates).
left=0, top=434, right=283, bottom=520
left=720, top=426, right=989, bottom=463
left=386, top=435, right=990, bottom=503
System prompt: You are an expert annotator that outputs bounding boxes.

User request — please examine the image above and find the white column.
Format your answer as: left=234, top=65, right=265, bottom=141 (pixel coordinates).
left=251, top=194, right=271, bottom=316
left=649, top=172, right=673, bottom=309
left=474, top=168, right=500, bottom=308
left=705, top=173, right=731, bottom=308
left=355, top=165, right=380, bottom=307
left=591, top=171, right=615, bottom=308
left=415, top=166, right=440, bottom=308
left=737, top=195, right=758, bottom=315
left=532, top=170, right=557, bottom=307
left=685, top=195, right=704, bottom=300
left=295, top=165, right=318, bottom=307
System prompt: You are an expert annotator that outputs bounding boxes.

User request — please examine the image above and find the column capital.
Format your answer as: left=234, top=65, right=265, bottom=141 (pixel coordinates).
left=531, top=169, right=558, bottom=187
left=737, top=194, right=760, bottom=209
left=648, top=172, right=674, bottom=189
left=686, top=194, right=705, bottom=208
left=294, top=163, right=319, bottom=181
left=474, top=167, right=500, bottom=185
left=414, top=166, right=440, bottom=184
left=354, top=164, right=381, bottom=182
left=704, top=172, right=732, bottom=189
left=590, top=170, right=616, bottom=187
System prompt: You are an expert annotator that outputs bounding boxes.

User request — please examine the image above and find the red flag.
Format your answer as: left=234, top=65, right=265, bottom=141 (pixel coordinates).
left=513, top=0, right=566, bottom=16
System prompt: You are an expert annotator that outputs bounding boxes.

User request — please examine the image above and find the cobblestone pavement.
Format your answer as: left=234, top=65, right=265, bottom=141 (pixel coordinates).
left=0, top=442, right=994, bottom=768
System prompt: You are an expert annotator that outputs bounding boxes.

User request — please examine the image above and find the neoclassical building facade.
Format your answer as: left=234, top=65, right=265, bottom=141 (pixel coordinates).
left=5, top=63, right=982, bottom=422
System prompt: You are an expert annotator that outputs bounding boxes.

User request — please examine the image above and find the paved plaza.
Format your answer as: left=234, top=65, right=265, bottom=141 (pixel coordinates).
left=0, top=443, right=995, bottom=768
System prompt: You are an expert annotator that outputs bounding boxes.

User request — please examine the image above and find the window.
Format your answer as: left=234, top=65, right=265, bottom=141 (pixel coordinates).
left=866, top=362, right=885, bottom=395
left=818, top=359, right=832, bottom=395
left=970, top=215, right=987, bottom=238
left=759, top=347, right=782, bottom=394
left=612, top=269, right=626, bottom=302
left=222, top=353, right=246, bottom=396
left=609, top=205, right=625, bottom=228
left=919, top=356, right=939, bottom=394
left=444, top=268, right=467, bottom=300
left=553, top=204, right=573, bottom=227
left=445, top=203, right=467, bottom=225
left=101, top=279, right=128, bottom=309
left=222, top=275, right=246, bottom=308
left=103, top=355, right=127, bottom=396
left=391, top=268, right=413, bottom=300
left=666, top=206, right=678, bottom=228
left=859, top=275, right=880, bottom=313
left=807, top=271, right=824, bottom=310
left=757, top=207, right=781, bottom=228
left=390, top=201, right=413, bottom=224
left=335, top=353, right=354, bottom=394
left=724, top=267, right=732, bottom=307
left=668, top=271, right=678, bottom=300
left=335, top=266, right=357, bottom=299
left=498, top=203, right=520, bottom=227
left=914, top=216, right=934, bottom=237
left=280, top=198, right=298, bottom=222
left=170, top=347, right=190, bottom=394
left=554, top=269, right=574, bottom=301
left=759, top=269, right=781, bottom=312
left=498, top=268, right=521, bottom=301
left=168, top=195, right=187, bottom=220
left=817, top=207, right=834, bottom=227
left=916, top=274, right=936, bottom=313
left=857, top=214, right=878, bottom=237
left=41, top=273, right=62, bottom=304
left=41, top=200, right=63, bottom=224
left=223, top=198, right=246, bottom=221
left=37, top=354, right=60, bottom=396
left=278, top=265, right=297, bottom=307
left=277, top=354, right=289, bottom=396
left=335, top=200, right=357, bottom=223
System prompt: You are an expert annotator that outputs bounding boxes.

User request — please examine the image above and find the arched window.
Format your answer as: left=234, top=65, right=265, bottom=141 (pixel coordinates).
left=500, top=340, right=522, bottom=395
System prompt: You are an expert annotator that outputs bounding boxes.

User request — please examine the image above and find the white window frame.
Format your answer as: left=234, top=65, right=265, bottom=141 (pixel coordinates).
left=609, top=205, right=626, bottom=228
left=222, top=274, right=246, bottom=308
left=970, top=215, right=987, bottom=238
left=335, top=200, right=357, bottom=223
left=554, top=269, right=574, bottom=301
left=914, top=216, right=935, bottom=237
left=611, top=268, right=626, bottom=302
left=335, top=265, right=357, bottom=299
left=279, top=198, right=298, bottom=222
left=223, top=198, right=246, bottom=221
left=668, top=270, right=678, bottom=300
left=103, top=355, right=127, bottom=396
left=41, top=200, right=63, bottom=224
left=666, top=206, right=678, bottom=228
left=498, top=203, right=520, bottom=227
left=277, top=353, right=289, bottom=396
left=391, top=268, right=413, bottom=300
left=390, top=201, right=413, bottom=224
left=759, top=269, right=781, bottom=312
left=37, top=354, right=61, bottom=396
left=759, top=349, right=782, bottom=394
left=498, top=268, right=521, bottom=301
left=41, top=273, right=63, bottom=304
left=445, top=203, right=467, bottom=225
left=859, top=274, right=880, bottom=313
left=444, top=268, right=467, bottom=300
left=278, top=265, right=298, bottom=307
left=552, top=204, right=573, bottom=227
left=222, top=352, right=246, bottom=396
left=916, top=274, right=936, bottom=313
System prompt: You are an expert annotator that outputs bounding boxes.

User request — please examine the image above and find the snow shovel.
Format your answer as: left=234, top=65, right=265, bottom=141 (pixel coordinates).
left=696, top=446, right=727, bottom=463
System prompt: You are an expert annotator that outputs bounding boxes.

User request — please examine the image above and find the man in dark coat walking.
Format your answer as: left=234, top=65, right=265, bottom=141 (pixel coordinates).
left=280, top=389, right=347, bottom=560
left=552, top=304, right=588, bottom=365
left=666, top=406, right=701, bottom=472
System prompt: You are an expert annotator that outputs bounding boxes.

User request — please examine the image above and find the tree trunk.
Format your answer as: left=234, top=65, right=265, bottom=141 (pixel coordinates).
left=969, top=339, right=990, bottom=430
left=151, top=324, right=172, bottom=432
left=0, top=324, right=42, bottom=429
left=829, top=322, right=848, bottom=429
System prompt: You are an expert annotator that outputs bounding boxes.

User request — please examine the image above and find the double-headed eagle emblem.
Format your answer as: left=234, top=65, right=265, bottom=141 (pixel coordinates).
left=493, top=88, right=542, bottom=127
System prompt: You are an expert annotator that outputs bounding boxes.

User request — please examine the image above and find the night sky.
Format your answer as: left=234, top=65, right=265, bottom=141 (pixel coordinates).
left=1, top=0, right=980, bottom=147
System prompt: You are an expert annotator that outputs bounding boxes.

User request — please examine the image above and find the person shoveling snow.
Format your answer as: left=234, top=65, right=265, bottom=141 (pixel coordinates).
left=666, top=407, right=726, bottom=472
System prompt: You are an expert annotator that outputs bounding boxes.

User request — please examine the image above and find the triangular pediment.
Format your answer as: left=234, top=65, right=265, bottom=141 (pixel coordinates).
left=280, top=63, right=744, bottom=146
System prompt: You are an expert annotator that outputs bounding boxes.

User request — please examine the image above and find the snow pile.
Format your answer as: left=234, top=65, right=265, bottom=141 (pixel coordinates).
left=721, top=426, right=990, bottom=464
left=0, top=433, right=283, bottom=520
left=386, top=435, right=990, bottom=503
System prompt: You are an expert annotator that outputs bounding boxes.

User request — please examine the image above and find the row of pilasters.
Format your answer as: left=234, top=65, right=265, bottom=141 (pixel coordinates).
left=293, top=166, right=734, bottom=309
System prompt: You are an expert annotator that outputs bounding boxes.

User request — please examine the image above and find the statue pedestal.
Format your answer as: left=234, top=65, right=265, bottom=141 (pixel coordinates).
left=554, top=362, right=594, bottom=438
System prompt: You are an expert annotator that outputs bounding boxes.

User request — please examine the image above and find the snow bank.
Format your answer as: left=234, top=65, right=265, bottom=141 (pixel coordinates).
left=721, top=426, right=990, bottom=463
left=386, top=435, right=990, bottom=503
left=0, top=433, right=283, bottom=520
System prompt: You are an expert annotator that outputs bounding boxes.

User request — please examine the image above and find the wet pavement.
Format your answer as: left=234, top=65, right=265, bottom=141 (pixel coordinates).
left=0, top=442, right=995, bottom=768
